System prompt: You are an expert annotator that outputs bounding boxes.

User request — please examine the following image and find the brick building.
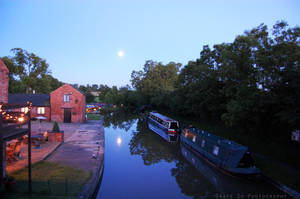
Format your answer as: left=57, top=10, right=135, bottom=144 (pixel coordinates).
left=8, top=94, right=51, bottom=121
left=50, top=84, right=86, bottom=123
left=0, top=59, right=9, bottom=103
left=0, top=58, right=86, bottom=123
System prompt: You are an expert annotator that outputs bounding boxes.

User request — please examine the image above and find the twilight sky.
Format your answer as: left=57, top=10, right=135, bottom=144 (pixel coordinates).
left=1, top=0, right=299, bottom=87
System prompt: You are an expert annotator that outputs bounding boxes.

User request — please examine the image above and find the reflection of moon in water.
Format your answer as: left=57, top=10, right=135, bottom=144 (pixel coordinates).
left=117, top=137, right=122, bottom=146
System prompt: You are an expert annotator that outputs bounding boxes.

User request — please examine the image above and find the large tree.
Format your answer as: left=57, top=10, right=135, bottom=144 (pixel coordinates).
left=131, top=60, right=181, bottom=107
left=2, top=48, right=63, bottom=93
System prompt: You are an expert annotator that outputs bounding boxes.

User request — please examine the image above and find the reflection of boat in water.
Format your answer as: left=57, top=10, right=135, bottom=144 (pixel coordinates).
left=180, top=144, right=283, bottom=195
left=181, top=127, right=260, bottom=176
left=147, top=112, right=180, bottom=143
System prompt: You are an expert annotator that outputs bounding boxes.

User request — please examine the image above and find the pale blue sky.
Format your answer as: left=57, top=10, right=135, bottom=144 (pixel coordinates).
left=1, top=0, right=299, bottom=87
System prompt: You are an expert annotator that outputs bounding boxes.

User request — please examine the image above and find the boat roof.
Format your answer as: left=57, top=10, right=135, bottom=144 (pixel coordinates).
left=149, top=112, right=177, bottom=122
left=188, top=128, right=247, bottom=151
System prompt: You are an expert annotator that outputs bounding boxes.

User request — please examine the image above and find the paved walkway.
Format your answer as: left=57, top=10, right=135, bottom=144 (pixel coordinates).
left=6, top=120, right=105, bottom=199
left=46, top=120, right=105, bottom=199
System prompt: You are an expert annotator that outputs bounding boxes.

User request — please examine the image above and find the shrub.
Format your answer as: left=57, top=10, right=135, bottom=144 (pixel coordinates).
left=52, top=121, right=60, bottom=132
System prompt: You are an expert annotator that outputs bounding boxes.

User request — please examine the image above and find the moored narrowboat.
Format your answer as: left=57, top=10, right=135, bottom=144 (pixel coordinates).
left=147, top=112, right=180, bottom=143
left=181, top=127, right=260, bottom=176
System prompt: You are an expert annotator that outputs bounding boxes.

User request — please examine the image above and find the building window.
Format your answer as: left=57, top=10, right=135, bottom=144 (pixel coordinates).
left=21, top=107, right=29, bottom=113
left=37, top=107, right=45, bottom=114
left=63, top=94, right=70, bottom=102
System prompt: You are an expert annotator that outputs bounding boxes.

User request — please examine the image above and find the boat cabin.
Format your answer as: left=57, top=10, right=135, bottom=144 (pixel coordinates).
left=148, top=112, right=179, bottom=131
left=148, top=112, right=180, bottom=142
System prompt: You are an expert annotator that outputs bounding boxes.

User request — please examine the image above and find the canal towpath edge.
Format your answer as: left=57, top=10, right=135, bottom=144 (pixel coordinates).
left=45, top=119, right=105, bottom=199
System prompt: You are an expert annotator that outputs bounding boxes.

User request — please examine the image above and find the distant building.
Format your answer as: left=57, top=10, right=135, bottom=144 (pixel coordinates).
left=0, top=58, right=86, bottom=123
left=50, top=84, right=86, bottom=123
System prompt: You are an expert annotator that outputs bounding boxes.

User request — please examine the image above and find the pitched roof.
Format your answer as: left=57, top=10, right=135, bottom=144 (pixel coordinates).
left=8, top=94, right=50, bottom=106
left=70, top=84, right=85, bottom=95
left=0, top=58, right=9, bottom=73
left=51, top=84, right=85, bottom=96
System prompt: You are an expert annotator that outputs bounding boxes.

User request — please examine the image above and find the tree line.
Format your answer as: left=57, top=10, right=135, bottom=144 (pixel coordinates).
left=105, top=21, right=300, bottom=142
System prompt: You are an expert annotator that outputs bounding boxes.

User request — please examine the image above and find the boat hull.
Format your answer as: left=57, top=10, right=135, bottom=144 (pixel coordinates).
left=181, top=134, right=260, bottom=177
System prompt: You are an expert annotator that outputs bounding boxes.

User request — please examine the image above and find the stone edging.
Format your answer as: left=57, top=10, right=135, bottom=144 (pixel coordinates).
left=76, top=119, right=105, bottom=199
left=262, top=174, right=300, bottom=199
left=43, top=142, right=63, bottom=161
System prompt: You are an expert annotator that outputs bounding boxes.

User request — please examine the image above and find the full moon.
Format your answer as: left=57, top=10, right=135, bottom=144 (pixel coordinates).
left=117, top=50, right=124, bottom=57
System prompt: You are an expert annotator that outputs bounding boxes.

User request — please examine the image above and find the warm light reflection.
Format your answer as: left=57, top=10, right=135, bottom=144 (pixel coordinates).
left=117, top=137, right=122, bottom=146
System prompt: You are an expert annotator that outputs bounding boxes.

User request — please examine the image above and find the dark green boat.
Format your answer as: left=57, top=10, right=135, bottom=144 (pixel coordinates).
left=181, top=127, right=260, bottom=176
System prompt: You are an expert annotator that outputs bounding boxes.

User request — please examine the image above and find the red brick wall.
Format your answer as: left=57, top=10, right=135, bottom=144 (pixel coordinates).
left=50, top=84, right=86, bottom=123
left=0, top=58, right=9, bottom=103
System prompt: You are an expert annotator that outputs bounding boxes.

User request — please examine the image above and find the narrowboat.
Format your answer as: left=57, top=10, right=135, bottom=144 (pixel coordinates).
left=147, top=112, right=180, bottom=143
left=181, top=127, right=260, bottom=176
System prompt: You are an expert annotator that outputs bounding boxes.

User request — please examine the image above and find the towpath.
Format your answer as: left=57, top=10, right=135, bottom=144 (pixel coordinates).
left=46, top=120, right=105, bottom=199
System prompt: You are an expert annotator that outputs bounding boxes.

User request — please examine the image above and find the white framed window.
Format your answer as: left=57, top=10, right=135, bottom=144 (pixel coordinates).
left=63, top=94, right=70, bottom=102
left=37, top=107, right=45, bottom=114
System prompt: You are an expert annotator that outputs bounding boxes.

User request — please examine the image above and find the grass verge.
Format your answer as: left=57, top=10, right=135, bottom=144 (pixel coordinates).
left=1, top=160, right=92, bottom=199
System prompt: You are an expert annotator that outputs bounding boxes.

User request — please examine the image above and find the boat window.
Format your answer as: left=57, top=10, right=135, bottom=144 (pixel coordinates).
left=164, top=121, right=169, bottom=127
left=184, top=130, right=195, bottom=140
left=170, top=122, right=178, bottom=129
left=213, top=146, right=219, bottom=156
left=201, top=140, right=205, bottom=147
left=192, top=135, right=196, bottom=142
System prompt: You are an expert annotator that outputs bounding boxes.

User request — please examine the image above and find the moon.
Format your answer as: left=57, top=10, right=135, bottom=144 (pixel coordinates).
left=117, top=50, right=124, bottom=57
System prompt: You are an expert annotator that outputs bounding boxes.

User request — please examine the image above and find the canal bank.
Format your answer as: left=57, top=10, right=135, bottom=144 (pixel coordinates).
left=46, top=119, right=105, bottom=199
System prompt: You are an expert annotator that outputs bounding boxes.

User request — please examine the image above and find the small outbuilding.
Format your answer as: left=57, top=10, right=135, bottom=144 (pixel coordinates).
left=8, top=94, right=51, bottom=121
left=50, top=84, right=86, bottom=123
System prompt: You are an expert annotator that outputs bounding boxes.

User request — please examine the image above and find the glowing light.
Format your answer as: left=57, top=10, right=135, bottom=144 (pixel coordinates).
left=117, top=137, right=122, bottom=146
left=117, top=50, right=124, bottom=57
left=18, top=117, right=24, bottom=123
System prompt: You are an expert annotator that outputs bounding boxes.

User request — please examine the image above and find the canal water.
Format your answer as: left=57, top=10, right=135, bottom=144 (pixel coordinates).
left=96, top=112, right=288, bottom=199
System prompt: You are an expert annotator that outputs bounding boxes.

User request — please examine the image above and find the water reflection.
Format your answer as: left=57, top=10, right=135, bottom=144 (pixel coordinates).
left=116, top=137, right=122, bottom=146
left=98, top=113, right=287, bottom=199
left=103, top=111, right=137, bottom=131
left=129, top=118, right=179, bottom=165
left=179, top=144, right=285, bottom=197
left=171, top=158, right=217, bottom=198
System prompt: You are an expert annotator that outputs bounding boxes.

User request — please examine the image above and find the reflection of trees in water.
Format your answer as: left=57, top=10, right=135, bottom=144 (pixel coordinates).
left=171, top=158, right=216, bottom=198
left=129, top=118, right=179, bottom=165
left=103, top=111, right=137, bottom=131
left=129, top=119, right=215, bottom=198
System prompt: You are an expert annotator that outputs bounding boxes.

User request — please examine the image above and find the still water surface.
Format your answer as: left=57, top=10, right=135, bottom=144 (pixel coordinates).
left=96, top=113, right=287, bottom=199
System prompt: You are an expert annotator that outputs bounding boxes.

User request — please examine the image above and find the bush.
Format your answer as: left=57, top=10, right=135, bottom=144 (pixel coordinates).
left=52, top=121, right=60, bottom=132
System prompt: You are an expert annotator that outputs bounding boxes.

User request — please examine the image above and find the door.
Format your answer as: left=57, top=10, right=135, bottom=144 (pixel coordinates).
left=64, top=108, right=71, bottom=123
